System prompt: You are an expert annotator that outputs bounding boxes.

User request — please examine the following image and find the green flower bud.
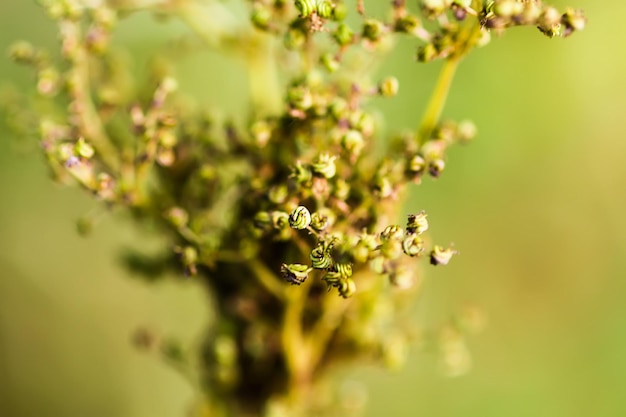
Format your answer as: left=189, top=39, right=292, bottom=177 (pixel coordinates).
left=310, top=209, right=334, bottom=231
left=281, top=263, right=313, bottom=285
left=295, top=0, right=316, bottom=17
left=394, top=15, right=421, bottom=35
left=165, top=207, right=189, bottom=229
left=380, top=225, right=404, bottom=241
left=333, top=262, right=353, bottom=278
left=341, top=129, right=364, bottom=157
left=417, top=43, right=437, bottom=62
left=250, top=119, right=272, bottom=147
left=289, top=205, right=312, bottom=230
left=331, top=2, right=347, bottom=21
left=430, top=245, right=457, bottom=266
left=353, top=233, right=378, bottom=263
left=406, top=154, right=426, bottom=181
left=402, top=234, right=425, bottom=257
left=177, top=246, right=198, bottom=276
left=338, top=277, right=356, bottom=298
left=421, top=0, right=446, bottom=18
left=291, top=161, right=313, bottom=185
left=428, top=158, right=445, bottom=178
left=9, top=41, right=37, bottom=65
left=37, top=67, right=60, bottom=97
left=287, top=84, right=313, bottom=110
left=311, top=153, right=337, bottom=178
left=333, top=178, right=350, bottom=201
left=333, top=23, right=354, bottom=46
left=74, top=137, right=95, bottom=159
left=320, top=52, right=340, bottom=73
left=456, top=120, right=477, bottom=143
left=311, top=241, right=334, bottom=269
left=268, top=184, right=288, bottom=204
left=271, top=211, right=291, bottom=230
left=254, top=211, right=272, bottom=230
left=537, top=7, right=561, bottom=37
left=561, top=8, right=586, bottom=37
left=381, top=239, right=403, bottom=260
left=378, top=77, right=399, bottom=97
left=316, top=0, right=333, bottom=18
left=251, top=5, right=272, bottom=31
left=406, top=211, right=428, bottom=235
left=362, top=19, right=386, bottom=42
left=284, top=27, right=307, bottom=50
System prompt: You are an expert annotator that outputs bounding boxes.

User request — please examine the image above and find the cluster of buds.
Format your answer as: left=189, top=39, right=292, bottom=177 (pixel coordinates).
left=5, top=0, right=584, bottom=414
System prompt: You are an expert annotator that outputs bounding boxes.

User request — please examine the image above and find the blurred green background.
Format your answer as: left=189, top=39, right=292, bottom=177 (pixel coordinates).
left=1, top=1, right=625, bottom=416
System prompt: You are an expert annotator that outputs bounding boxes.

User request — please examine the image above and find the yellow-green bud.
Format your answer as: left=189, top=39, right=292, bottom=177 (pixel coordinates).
left=281, top=263, right=313, bottom=285
left=402, top=234, right=424, bottom=257
left=74, top=137, right=95, bottom=159
left=406, top=211, right=428, bottom=235
left=379, top=77, right=399, bottom=97
left=289, top=206, right=312, bottom=230
left=430, top=245, right=457, bottom=266
left=312, top=153, right=337, bottom=178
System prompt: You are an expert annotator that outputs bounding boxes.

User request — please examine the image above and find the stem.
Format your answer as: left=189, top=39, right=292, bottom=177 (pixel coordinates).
left=247, top=258, right=286, bottom=300
left=63, top=21, right=119, bottom=171
left=417, top=2, right=483, bottom=144
left=282, top=285, right=311, bottom=397
left=417, top=57, right=460, bottom=145
left=176, top=0, right=282, bottom=115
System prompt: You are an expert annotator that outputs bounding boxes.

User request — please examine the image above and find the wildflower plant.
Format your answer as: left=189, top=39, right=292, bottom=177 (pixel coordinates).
left=6, top=0, right=585, bottom=415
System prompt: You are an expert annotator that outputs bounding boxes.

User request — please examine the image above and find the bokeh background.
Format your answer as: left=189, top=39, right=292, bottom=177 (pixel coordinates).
left=1, top=1, right=625, bottom=416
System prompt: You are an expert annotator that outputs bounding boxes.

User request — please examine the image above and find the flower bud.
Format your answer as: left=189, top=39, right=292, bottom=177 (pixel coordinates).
left=333, top=23, right=354, bottom=46
left=311, top=153, right=337, bottom=178
left=310, top=209, right=334, bottom=232
left=341, top=129, right=364, bottom=158
left=380, top=225, right=403, bottom=241
left=428, top=158, right=445, bottom=178
left=333, top=262, right=353, bottom=278
left=402, top=234, right=424, bottom=257
left=320, top=53, right=340, bottom=72
left=406, top=211, right=428, bottom=235
left=362, top=19, right=385, bottom=42
left=165, top=207, right=189, bottom=229
left=430, top=245, right=457, bottom=266
left=295, top=0, right=316, bottom=17
left=338, top=278, right=356, bottom=298
left=378, top=77, right=399, bottom=97
left=291, top=161, right=313, bottom=185
left=316, top=0, right=333, bottom=18
left=281, top=263, right=313, bottom=285
left=311, top=241, right=334, bottom=269
left=74, top=137, right=94, bottom=159
left=251, top=5, right=272, bottom=31
left=289, top=206, right=312, bottom=230
left=271, top=211, right=290, bottom=230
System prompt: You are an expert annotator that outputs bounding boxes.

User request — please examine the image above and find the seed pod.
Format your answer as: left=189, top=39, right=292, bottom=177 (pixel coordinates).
left=406, top=211, right=428, bottom=235
left=289, top=206, right=312, bottom=230
left=281, top=263, right=313, bottom=285
left=316, top=0, right=333, bottom=18
left=402, top=234, right=424, bottom=257
left=311, top=153, right=337, bottom=179
left=295, top=0, right=316, bottom=17
left=310, top=242, right=334, bottom=269
left=430, top=245, right=457, bottom=266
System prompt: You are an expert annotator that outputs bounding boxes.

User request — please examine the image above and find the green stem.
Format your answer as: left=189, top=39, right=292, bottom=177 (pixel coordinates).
left=176, top=0, right=282, bottom=115
left=417, top=1, right=484, bottom=144
left=282, top=285, right=311, bottom=396
left=417, top=57, right=460, bottom=145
